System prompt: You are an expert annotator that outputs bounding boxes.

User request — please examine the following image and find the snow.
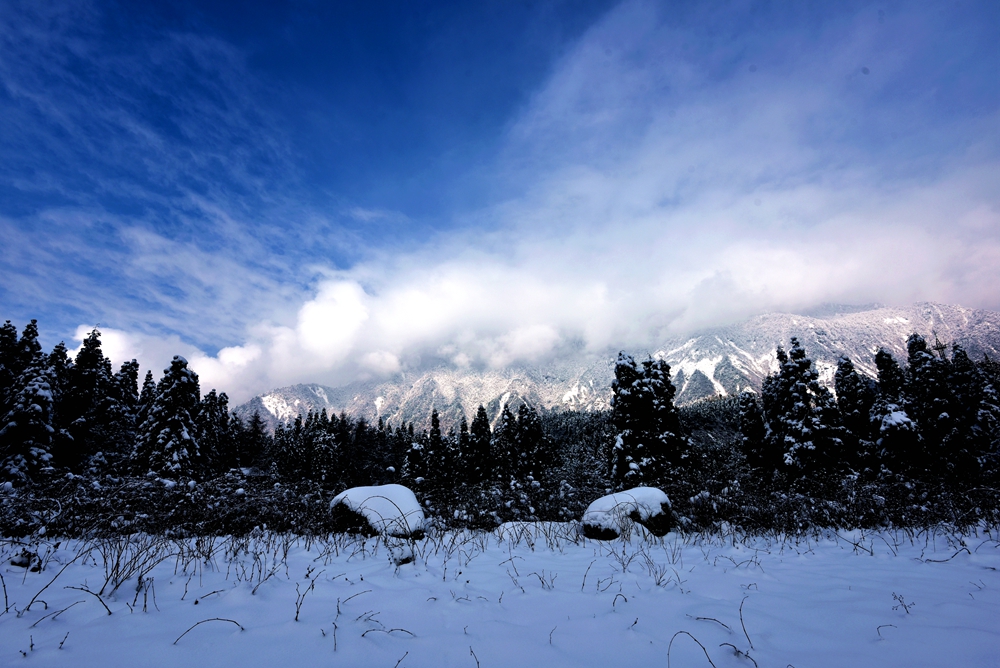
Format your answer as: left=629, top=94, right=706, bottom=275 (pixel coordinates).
left=261, top=394, right=304, bottom=421
left=582, top=487, right=671, bottom=533
left=1, top=527, right=998, bottom=667
left=882, top=410, right=914, bottom=432
left=330, top=484, right=426, bottom=537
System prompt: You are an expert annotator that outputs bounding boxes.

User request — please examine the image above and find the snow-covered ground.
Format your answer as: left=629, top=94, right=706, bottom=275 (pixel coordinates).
left=2, top=526, right=998, bottom=667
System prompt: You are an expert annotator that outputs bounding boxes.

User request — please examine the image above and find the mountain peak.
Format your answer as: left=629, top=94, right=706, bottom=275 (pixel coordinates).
left=235, top=302, right=1000, bottom=431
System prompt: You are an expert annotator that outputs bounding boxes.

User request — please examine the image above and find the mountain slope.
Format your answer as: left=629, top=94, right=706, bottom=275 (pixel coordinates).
left=235, top=302, right=1000, bottom=430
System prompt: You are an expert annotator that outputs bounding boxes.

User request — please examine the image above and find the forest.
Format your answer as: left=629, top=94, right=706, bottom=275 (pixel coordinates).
left=1, top=319, right=998, bottom=537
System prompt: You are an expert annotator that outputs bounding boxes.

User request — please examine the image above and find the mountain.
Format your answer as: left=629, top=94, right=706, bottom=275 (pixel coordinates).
left=234, top=358, right=614, bottom=433
left=234, top=302, right=1000, bottom=431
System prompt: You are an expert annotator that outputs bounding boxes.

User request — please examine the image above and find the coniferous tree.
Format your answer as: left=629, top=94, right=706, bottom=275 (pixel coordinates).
left=424, top=408, right=446, bottom=488
left=229, top=410, right=271, bottom=470
left=490, top=404, right=518, bottom=483
left=760, top=338, right=845, bottom=485
left=403, top=435, right=427, bottom=486
left=516, top=402, right=557, bottom=516
left=0, top=355, right=56, bottom=481
left=0, top=321, right=18, bottom=412
left=610, top=353, right=686, bottom=489
left=834, top=356, right=876, bottom=471
left=737, top=390, right=767, bottom=470
left=455, top=416, right=470, bottom=481
left=62, top=329, right=131, bottom=472
left=301, top=410, right=335, bottom=485
left=115, top=360, right=140, bottom=413
left=196, top=389, right=231, bottom=475
left=46, top=342, right=74, bottom=467
left=868, top=348, right=918, bottom=478
left=610, top=353, right=642, bottom=487
left=137, top=370, right=156, bottom=423
left=133, top=356, right=203, bottom=478
left=945, top=345, right=997, bottom=482
left=46, top=342, right=73, bottom=411
left=0, top=321, right=58, bottom=480
left=974, top=357, right=1000, bottom=485
left=905, top=334, right=955, bottom=480
left=15, top=320, right=42, bottom=376
left=516, top=403, right=550, bottom=478
left=438, top=421, right=461, bottom=489
left=467, top=405, right=493, bottom=483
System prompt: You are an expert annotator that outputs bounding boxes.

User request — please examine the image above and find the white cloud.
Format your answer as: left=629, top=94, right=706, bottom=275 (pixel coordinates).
left=79, top=1, right=1000, bottom=404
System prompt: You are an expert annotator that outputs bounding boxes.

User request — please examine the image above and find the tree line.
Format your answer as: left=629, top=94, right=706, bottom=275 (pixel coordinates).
left=1, top=317, right=998, bottom=536
left=608, top=336, right=1000, bottom=529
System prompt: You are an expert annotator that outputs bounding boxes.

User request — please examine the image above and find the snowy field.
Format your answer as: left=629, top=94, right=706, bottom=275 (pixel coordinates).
left=2, top=526, right=998, bottom=667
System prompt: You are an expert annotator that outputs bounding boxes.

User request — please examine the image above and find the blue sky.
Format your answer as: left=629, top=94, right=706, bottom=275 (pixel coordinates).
left=1, top=0, right=998, bottom=400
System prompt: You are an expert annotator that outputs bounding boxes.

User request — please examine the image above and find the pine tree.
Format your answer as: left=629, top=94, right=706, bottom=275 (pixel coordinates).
left=403, top=435, right=427, bottom=486
left=62, top=330, right=130, bottom=472
left=455, top=416, right=470, bottom=482
left=133, top=356, right=203, bottom=478
left=834, top=356, right=876, bottom=471
left=974, top=357, right=1000, bottom=485
left=760, top=338, right=845, bottom=485
left=0, top=320, right=18, bottom=382
left=16, top=320, right=42, bottom=375
left=0, top=321, right=18, bottom=418
left=138, top=370, right=156, bottom=422
left=737, top=390, right=767, bottom=470
left=515, top=403, right=548, bottom=478
left=868, top=348, right=919, bottom=478
left=115, top=360, right=140, bottom=412
left=234, top=410, right=271, bottom=470
left=944, top=344, right=996, bottom=482
left=516, top=402, right=556, bottom=517
left=905, top=334, right=955, bottom=480
left=272, top=417, right=304, bottom=481
left=425, top=408, right=446, bottom=488
left=490, top=404, right=518, bottom=483
left=0, top=356, right=56, bottom=481
left=46, top=342, right=75, bottom=467
left=46, top=342, right=73, bottom=410
left=196, top=389, right=231, bottom=475
left=437, top=417, right=462, bottom=489
left=610, top=353, right=686, bottom=489
left=467, top=405, right=493, bottom=483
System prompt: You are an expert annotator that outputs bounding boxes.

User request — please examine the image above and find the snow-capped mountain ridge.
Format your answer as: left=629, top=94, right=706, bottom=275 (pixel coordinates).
left=235, top=302, right=1000, bottom=431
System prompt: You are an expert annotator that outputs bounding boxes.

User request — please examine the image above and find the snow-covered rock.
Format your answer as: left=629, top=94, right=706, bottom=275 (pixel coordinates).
left=329, top=484, right=426, bottom=538
left=581, top=487, right=673, bottom=539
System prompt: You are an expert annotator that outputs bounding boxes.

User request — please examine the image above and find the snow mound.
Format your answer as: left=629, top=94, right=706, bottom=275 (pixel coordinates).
left=330, top=484, right=426, bottom=538
left=581, top=487, right=673, bottom=539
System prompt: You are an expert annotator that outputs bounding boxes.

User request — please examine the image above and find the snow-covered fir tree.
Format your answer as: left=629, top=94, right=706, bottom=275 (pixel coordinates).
left=490, top=403, right=518, bottom=483
left=61, top=329, right=133, bottom=472
left=867, top=348, right=918, bottom=478
left=0, top=321, right=18, bottom=409
left=466, top=404, right=493, bottom=483
left=195, top=389, right=231, bottom=474
left=904, top=334, right=956, bottom=479
left=760, top=338, right=845, bottom=485
left=0, top=355, right=57, bottom=481
left=941, top=344, right=999, bottom=483
left=132, top=355, right=203, bottom=478
left=610, top=353, right=686, bottom=489
left=737, top=390, right=767, bottom=470
left=834, top=356, right=877, bottom=471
